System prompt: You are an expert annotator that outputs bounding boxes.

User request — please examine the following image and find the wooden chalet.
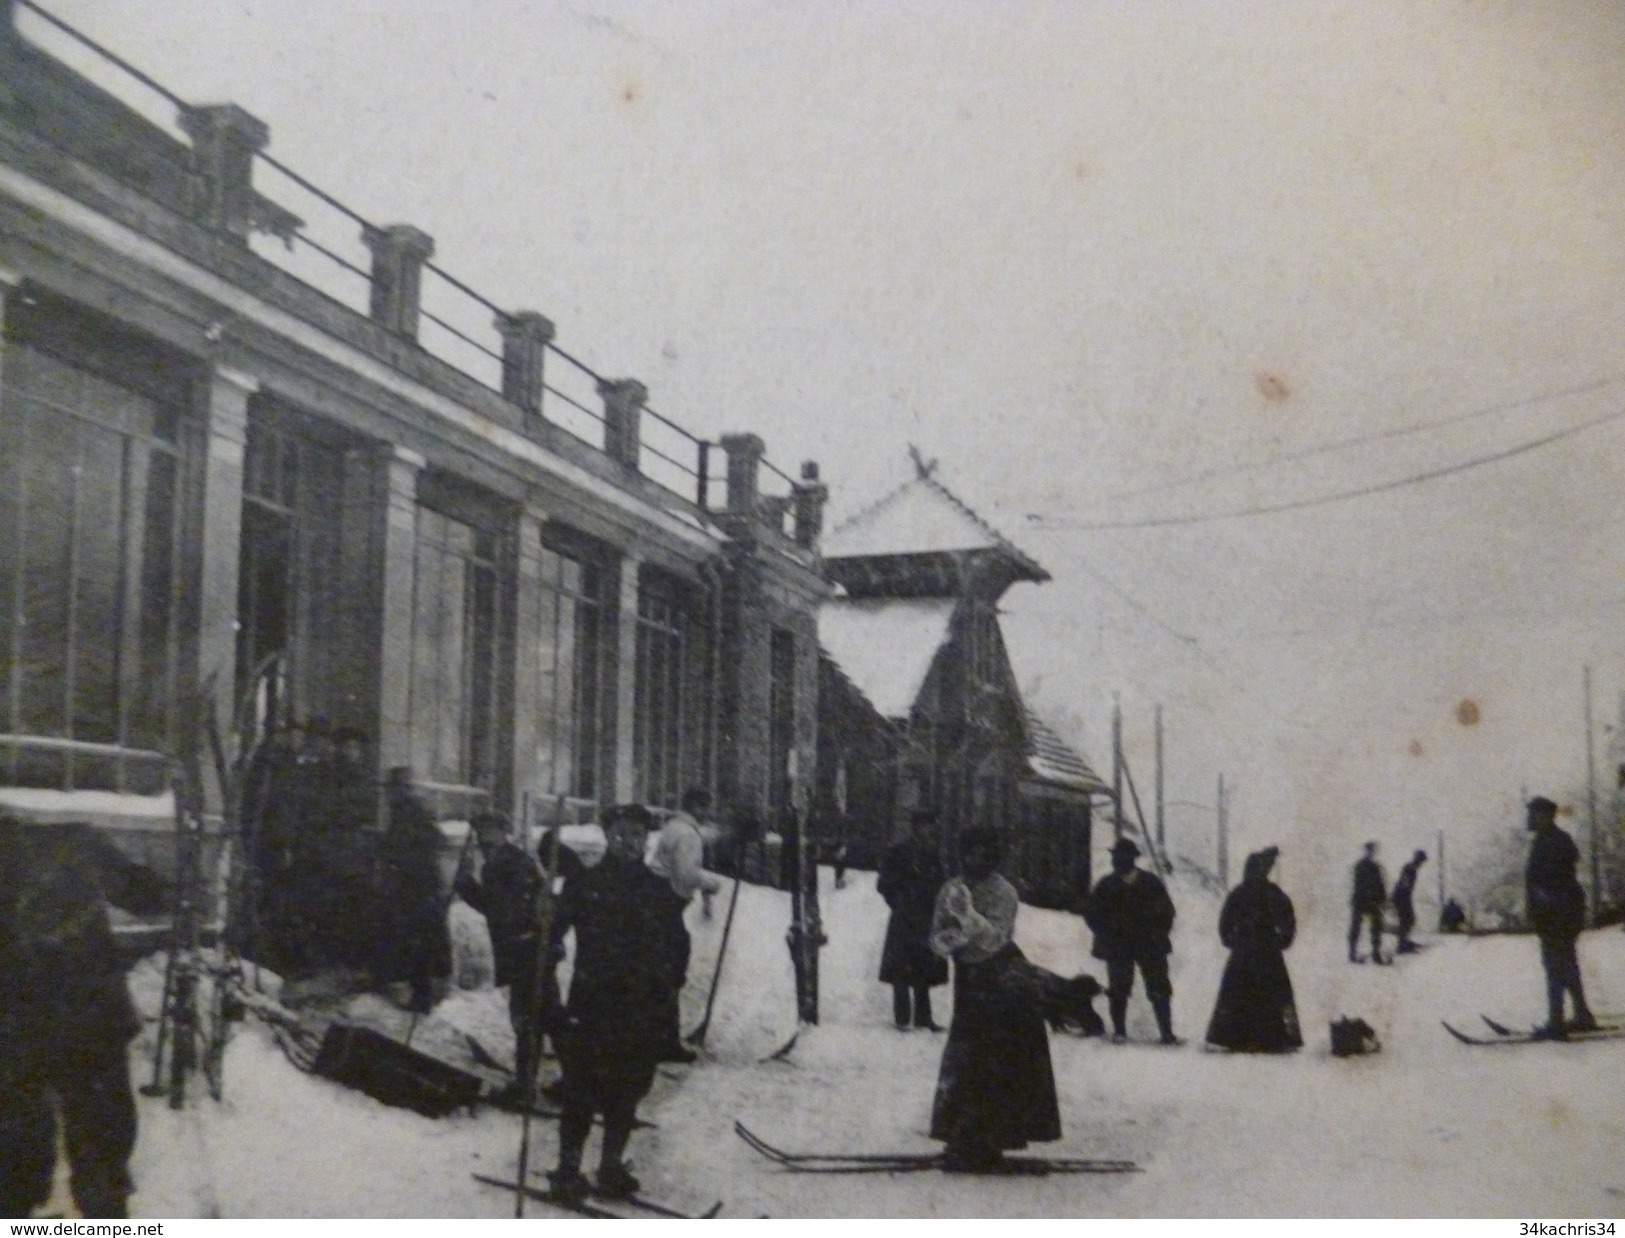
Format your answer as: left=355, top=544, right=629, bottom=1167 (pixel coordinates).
left=812, top=459, right=1108, bottom=909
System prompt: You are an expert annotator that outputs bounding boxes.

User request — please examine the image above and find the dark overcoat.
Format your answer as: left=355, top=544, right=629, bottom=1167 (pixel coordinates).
left=1525, top=825, right=1586, bottom=941
left=1083, top=868, right=1175, bottom=962
left=374, top=791, right=451, bottom=984
left=1205, top=877, right=1302, bottom=1053
left=877, top=839, right=950, bottom=988
left=456, top=841, right=543, bottom=988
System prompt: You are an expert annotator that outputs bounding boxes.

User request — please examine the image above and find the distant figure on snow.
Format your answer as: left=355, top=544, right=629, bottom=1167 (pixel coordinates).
left=1392, top=849, right=1427, bottom=954
left=1524, top=797, right=1597, bottom=1040
left=547, top=805, right=673, bottom=1203
left=928, top=827, right=1061, bottom=1173
left=1439, top=898, right=1467, bottom=934
left=1205, top=846, right=1302, bottom=1053
left=877, top=810, right=949, bottom=1032
left=1084, top=837, right=1180, bottom=1045
left=1348, top=841, right=1388, bottom=964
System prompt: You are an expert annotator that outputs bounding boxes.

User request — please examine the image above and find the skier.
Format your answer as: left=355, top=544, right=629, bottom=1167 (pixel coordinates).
left=877, top=810, right=949, bottom=1032
left=927, top=827, right=1061, bottom=1173
left=0, top=816, right=169, bottom=1218
left=374, top=766, right=450, bottom=1013
left=455, top=811, right=553, bottom=1099
left=1084, top=837, right=1180, bottom=1045
left=1524, top=796, right=1597, bottom=1039
left=548, top=805, right=672, bottom=1203
left=1347, top=841, right=1388, bottom=964
left=1205, top=846, right=1302, bottom=1053
left=1392, top=849, right=1428, bottom=955
left=644, top=787, right=722, bottom=1064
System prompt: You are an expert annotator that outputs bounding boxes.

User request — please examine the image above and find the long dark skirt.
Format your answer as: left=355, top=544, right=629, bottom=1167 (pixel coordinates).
left=1205, top=946, right=1302, bottom=1052
left=930, top=945, right=1061, bottom=1153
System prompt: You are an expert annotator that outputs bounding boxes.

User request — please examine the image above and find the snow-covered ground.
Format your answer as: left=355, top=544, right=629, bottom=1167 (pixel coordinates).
left=115, top=868, right=1625, bottom=1218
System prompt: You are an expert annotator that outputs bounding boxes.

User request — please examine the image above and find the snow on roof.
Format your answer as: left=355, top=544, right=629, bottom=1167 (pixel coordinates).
left=818, top=596, right=956, bottom=719
left=0, top=786, right=176, bottom=821
left=823, top=470, right=1049, bottom=581
left=1023, top=708, right=1109, bottom=793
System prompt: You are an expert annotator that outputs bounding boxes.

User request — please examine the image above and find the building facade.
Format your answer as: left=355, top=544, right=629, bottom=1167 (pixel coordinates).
left=0, top=1, right=824, bottom=869
left=813, top=463, right=1108, bottom=908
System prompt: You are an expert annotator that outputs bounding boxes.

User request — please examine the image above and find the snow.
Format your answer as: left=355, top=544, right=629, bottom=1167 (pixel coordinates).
left=0, top=787, right=175, bottom=820
left=819, top=597, right=956, bottom=719
left=112, top=868, right=1625, bottom=1218
left=824, top=475, right=1017, bottom=562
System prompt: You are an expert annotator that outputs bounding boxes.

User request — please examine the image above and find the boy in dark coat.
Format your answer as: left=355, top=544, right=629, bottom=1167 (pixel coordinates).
left=374, top=767, right=450, bottom=1013
left=1084, top=837, right=1179, bottom=1044
left=0, top=817, right=169, bottom=1218
left=1524, top=797, right=1596, bottom=1039
left=1205, top=846, right=1302, bottom=1053
left=1348, top=841, right=1387, bottom=964
left=877, top=810, right=949, bottom=1031
left=548, top=805, right=673, bottom=1203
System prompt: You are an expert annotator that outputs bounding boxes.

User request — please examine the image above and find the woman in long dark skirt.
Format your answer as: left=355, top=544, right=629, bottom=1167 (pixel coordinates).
left=928, top=827, right=1061, bottom=1172
left=1205, top=846, right=1303, bottom=1053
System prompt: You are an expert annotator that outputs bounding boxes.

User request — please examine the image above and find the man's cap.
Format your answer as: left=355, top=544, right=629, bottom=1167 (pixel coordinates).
left=470, top=809, right=510, bottom=833
left=1110, top=837, right=1141, bottom=859
left=1527, top=796, right=1558, bottom=816
left=1414, top=849, right=1428, bottom=861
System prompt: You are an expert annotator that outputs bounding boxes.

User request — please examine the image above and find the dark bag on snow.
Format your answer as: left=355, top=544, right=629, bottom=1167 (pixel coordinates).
left=1329, top=1016, right=1380, bottom=1057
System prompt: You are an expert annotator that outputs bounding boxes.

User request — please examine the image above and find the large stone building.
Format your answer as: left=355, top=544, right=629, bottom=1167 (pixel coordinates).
left=0, top=0, right=824, bottom=862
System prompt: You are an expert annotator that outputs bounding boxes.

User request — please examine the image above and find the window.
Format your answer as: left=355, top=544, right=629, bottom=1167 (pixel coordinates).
left=633, top=572, right=690, bottom=808
left=534, top=543, right=605, bottom=803
left=407, top=507, right=502, bottom=789
left=0, top=337, right=188, bottom=793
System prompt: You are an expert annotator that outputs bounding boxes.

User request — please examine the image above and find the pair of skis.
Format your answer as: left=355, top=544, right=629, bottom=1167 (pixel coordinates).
left=473, top=1172, right=721, bottom=1219
left=1441, top=1014, right=1625, bottom=1046
left=734, top=1121, right=1141, bottom=1176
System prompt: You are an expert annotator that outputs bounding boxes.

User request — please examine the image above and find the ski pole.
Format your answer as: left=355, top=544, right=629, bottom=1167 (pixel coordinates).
left=514, top=796, right=566, bottom=1218
left=687, top=866, right=743, bottom=1048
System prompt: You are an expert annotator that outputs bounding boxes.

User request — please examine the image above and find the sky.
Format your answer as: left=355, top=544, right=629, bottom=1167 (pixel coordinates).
left=28, top=0, right=1625, bottom=912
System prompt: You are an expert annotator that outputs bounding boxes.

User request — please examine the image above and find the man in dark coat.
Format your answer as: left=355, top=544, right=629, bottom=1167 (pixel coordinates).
left=1524, top=796, right=1597, bottom=1039
left=1392, top=849, right=1427, bottom=955
left=374, top=767, right=450, bottom=1013
left=0, top=817, right=169, bottom=1218
left=877, top=810, right=949, bottom=1031
left=1205, top=846, right=1302, bottom=1053
left=455, top=811, right=551, bottom=1096
left=928, top=827, right=1060, bottom=1173
left=548, top=805, right=672, bottom=1203
left=1084, top=837, right=1179, bottom=1045
left=1347, top=841, right=1387, bottom=964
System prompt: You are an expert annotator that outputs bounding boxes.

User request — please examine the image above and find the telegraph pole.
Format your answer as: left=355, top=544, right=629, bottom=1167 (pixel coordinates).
left=1217, top=773, right=1229, bottom=889
left=1585, top=665, right=1599, bottom=922
left=1154, top=704, right=1165, bottom=852
left=1112, top=695, right=1124, bottom=839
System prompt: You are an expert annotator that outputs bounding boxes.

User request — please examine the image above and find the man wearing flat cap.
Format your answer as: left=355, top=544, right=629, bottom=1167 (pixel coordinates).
left=1084, top=837, right=1179, bottom=1045
left=1392, top=849, right=1428, bottom=955
left=1524, top=796, right=1597, bottom=1039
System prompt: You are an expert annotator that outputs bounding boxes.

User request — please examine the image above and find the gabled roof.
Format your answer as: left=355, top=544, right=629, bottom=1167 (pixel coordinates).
left=823, top=468, right=1049, bottom=584
left=1023, top=708, right=1109, bottom=794
left=817, top=596, right=956, bottom=720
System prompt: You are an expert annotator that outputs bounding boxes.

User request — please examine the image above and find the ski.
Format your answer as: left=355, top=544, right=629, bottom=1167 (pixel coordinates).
left=733, top=1120, right=1140, bottom=1175
left=1443, top=1020, right=1625, bottom=1046
left=1481, top=1014, right=1624, bottom=1038
left=473, top=1172, right=721, bottom=1219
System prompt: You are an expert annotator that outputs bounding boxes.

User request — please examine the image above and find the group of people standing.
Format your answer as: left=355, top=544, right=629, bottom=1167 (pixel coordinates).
left=1347, top=840, right=1430, bottom=965
left=452, top=789, right=723, bottom=1204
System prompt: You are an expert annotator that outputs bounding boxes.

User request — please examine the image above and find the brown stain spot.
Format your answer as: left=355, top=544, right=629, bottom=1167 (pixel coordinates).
left=1546, top=1097, right=1570, bottom=1127
left=620, top=81, right=640, bottom=105
left=1558, top=803, right=1576, bottom=818
left=1073, top=161, right=1088, bottom=180
left=1408, top=739, right=1424, bottom=758
left=1456, top=699, right=1480, bottom=727
left=1256, top=371, right=1291, bottom=401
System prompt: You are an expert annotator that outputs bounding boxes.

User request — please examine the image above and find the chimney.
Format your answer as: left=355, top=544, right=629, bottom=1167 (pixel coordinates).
left=179, top=104, right=270, bottom=242
left=496, top=310, right=555, bottom=419
left=362, top=224, right=435, bottom=339
left=598, top=378, right=647, bottom=472
left=720, top=433, right=764, bottom=515
left=792, top=461, right=828, bottom=549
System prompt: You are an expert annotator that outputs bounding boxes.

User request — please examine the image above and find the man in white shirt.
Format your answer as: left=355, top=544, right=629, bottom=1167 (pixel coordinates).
left=645, top=788, right=724, bottom=1062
